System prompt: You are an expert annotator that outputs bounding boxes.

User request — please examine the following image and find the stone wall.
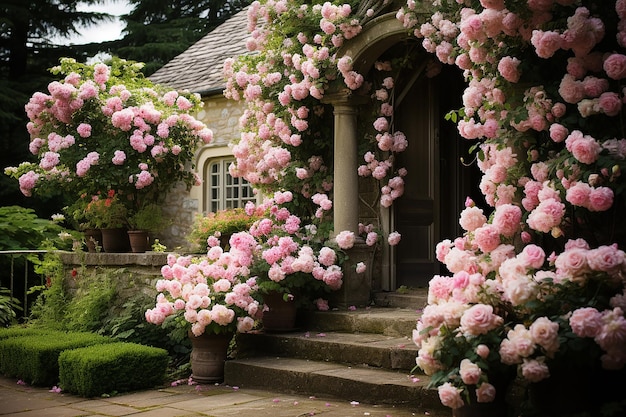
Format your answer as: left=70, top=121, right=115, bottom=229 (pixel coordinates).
left=57, top=252, right=168, bottom=299
left=158, top=95, right=246, bottom=251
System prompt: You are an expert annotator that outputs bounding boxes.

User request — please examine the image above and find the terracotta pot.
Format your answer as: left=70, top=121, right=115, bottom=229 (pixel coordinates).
left=83, top=229, right=102, bottom=252
left=128, top=230, right=150, bottom=253
left=100, top=228, right=130, bottom=253
left=188, top=331, right=233, bottom=383
left=261, top=291, right=297, bottom=332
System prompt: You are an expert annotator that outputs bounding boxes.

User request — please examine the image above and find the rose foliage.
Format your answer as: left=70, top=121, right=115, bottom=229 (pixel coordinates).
left=224, top=0, right=407, bottom=232
left=6, top=57, right=213, bottom=222
left=146, top=190, right=363, bottom=336
left=394, top=0, right=626, bottom=412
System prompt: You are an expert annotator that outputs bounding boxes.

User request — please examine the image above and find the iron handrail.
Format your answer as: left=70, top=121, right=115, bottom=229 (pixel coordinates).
left=0, top=250, right=49, bottom=318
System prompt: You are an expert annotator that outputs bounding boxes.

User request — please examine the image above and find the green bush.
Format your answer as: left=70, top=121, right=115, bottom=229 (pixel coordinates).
left=59, top=342, right=169, bottom=397
left=0, top=206, right=77, bottom=252
left=0, top=288, right=22, bottom=327
left=0, top=331, right=113, bottom=386
left=0, top=326, right=60, bottom=340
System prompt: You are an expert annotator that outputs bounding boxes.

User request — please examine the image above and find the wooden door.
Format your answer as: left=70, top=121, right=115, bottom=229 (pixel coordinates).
left=394, top=65, right=470, bottom=288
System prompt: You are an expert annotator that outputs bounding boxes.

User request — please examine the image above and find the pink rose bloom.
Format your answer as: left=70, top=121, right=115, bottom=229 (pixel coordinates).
left=210, top=304, right=235, bottom=326
left=476, top=344, right=490, bottom=359
left=335, top=230, right=355, bottom=249
left=529, top=317, right=560, bottom=354
left=388, top=231, right=401, bottom=246
left=111, top=150, right=126, bottom=165
left=77, top=123, right=92, bottom=138
left=428, top=275, right=453, bottom=304
left=459, top=304, right=503, bottom=336
left=526, top=199, right=565, bottom=233
left=459, top=359, right=482, bottom=385
left=476, top=382, right=496, bottom=403
left=459, top=206, right=487, bottom=232
left=315, top=298, right=329, bottom=311
left=565, top=131, right=601, bottom=164
left=570, top=307, right=603, bottom=338
left=436, top=239, right=452, bottom=263
left=355, top=262, right=366, bottom=273
left=521, top=358, right=550, bottom=382
left=587, top=244, right=625, bottom=273
left=492, top=204, right=522, bottom=237
left=318, top=246, right=337, bottom=267
left=588, top=187, right=614, bottom=212
left=373, top=117, right=389, bottom=132
left=365, top=232, right=378, bottom=246
left=39, top=151, right=60, bottom=170
left=603, top=53, right=626, bottom=80
left=473, top=224, right=501, bottom=253
left=598, top=92, right=622, bottom=116
left=531, top=30, right=563, bottom=58
left=559, top=74, right=585, bottom=103
left=555, top=248, right=588, bottom=277
left=437, top=383, right=464, bottom=409
left=520, top=244, right=545, bottom=269
left=497, top=56, right=521, bottom=82
left=566, top=181, right=591, bottom=207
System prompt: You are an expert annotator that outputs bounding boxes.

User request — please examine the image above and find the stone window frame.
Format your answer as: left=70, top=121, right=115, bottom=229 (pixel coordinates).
left=205, top=157, right=254, bottom=212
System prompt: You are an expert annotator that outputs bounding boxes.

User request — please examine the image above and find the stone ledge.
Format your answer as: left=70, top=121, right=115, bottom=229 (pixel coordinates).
left=56, top=251, right=170, bottom=267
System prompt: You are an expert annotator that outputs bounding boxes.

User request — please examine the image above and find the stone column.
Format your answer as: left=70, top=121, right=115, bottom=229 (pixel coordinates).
left=325, top=92, right=374, bottom=308
left=329, top=96, right=361, bottom=236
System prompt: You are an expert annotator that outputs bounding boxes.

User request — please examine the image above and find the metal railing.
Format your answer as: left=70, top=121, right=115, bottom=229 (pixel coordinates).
left=0, top=250, right=48, bottom=318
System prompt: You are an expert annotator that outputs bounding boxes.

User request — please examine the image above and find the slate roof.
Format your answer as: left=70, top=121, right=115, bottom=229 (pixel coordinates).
left=149, top=8, right=250, bottom=95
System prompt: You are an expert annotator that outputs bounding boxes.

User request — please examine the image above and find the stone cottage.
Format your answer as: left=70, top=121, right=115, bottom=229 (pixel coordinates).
left=149, top=3, right=479, bottom=292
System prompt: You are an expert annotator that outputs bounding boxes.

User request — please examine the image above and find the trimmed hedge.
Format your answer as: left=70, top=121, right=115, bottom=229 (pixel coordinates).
left=0, top=327, right=66, bottom=340
left=59, top=342, right=169, bottom=397
left=0, top=331, right=113, bottom=386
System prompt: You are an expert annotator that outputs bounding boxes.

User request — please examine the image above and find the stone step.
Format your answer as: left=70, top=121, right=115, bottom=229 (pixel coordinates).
left=236, top=330, right=418, bottom=371
left=373, top=289, right=429, bottom=309
left=306, top=307, right=421, bottom=337
left=224, top=356, right=443, bottom=411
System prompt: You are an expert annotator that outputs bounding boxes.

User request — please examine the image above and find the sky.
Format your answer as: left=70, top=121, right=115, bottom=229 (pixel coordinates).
left=57, top=0, right=133, bottom=45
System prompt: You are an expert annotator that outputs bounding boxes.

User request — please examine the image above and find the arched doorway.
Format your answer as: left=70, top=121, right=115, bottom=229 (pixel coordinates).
left=334, top=12, right=480, bottom=290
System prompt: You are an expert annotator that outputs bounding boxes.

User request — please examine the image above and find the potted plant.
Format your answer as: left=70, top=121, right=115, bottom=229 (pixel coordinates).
left=145, top=252, right=261, bottom=382
left=240, top=192, right=352, bottom=331
left=83, top=190, right=129, bottom=252
left=127, top=203, right=171, bottom=253
left=65, top=193, right=101, bottom=252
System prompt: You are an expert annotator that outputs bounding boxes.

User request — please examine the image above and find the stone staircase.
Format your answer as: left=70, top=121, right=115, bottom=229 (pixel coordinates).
left=224, top=289, right=448, bottom=414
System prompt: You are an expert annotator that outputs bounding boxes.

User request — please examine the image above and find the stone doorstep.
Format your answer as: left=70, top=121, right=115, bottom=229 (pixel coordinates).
left=224, top=356, right=443, bottom=411
left=373, top=289, right=429, bottom=309
left=306, top=307, right=421, bottom=337
left=236, top=331, right=418, bottom=371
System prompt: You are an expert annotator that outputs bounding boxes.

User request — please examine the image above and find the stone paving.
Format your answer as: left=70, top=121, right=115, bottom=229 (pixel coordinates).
left=0, top=376, right=448, bottom=417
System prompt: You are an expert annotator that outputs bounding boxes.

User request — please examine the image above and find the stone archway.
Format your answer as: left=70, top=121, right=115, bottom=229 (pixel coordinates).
left=327, top=12, right=474, bottom=290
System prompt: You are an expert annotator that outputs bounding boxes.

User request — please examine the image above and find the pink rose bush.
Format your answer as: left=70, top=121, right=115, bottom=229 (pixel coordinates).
left=244, top=191, right=348, bottom=299
left=399, top=0, right=626, bottom=413
left=6, top=57, right=212, bottom=227
left=145, top=251, right=261, bottom=336
left=224, top=0, right=402, bottom=243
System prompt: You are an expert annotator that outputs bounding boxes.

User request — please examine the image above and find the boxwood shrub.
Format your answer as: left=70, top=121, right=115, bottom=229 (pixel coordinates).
left=59, top=342, right=169, bottom=397
left=0, top=326, right=71, bottom=340
left=0, top=331, right=113, bottom=386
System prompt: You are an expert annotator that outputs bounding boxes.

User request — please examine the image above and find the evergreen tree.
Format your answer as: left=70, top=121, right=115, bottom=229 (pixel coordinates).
left=116, top=0, right=250, bottom=75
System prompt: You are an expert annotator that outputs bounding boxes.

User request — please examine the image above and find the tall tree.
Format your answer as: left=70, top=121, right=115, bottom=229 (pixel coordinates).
left=116, top=0, right=250, bottom=75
